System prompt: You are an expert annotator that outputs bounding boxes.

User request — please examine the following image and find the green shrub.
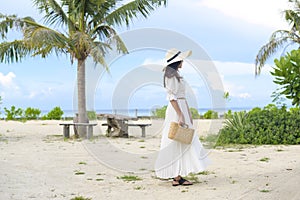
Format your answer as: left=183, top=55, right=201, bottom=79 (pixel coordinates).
left=151, top=106, right=167, bottom=118
left=43, top=107, right=64, bottom=120
left=24, top=107, right=41, bottom=120
left=224, top=109, right=233, bottom=119
left=151, top=106, right=201, bottom=119
left=87, top=111, right=97, bottom=120
left=271, top=49, right=300, bottom=106
left=4, top=106, right=23, bottom=120
left=190, top=108, right=201, bottom=119
left=203, top=110, right=218, bottom=119
left=217, top=104, right=300, bottom=145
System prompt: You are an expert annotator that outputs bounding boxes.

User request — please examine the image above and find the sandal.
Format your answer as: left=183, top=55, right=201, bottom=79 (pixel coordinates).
left=172, top=178, right=180, bottom=186
left=178, top=177, right=193, bottom=186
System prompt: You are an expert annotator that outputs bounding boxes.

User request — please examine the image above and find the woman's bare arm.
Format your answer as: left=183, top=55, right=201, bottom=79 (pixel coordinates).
left=170, top=100, right=185, bottom=125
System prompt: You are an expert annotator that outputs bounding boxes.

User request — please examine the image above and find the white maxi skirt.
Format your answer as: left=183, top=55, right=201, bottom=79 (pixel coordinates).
left=155, top=99, right=210, bottom=179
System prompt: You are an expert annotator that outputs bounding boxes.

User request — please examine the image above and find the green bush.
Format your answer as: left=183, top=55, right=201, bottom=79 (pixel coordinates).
left=151, top=106, right=201, bottom=119
left=203, top=110, right=218, bottom=119
left=151, top=106, right=167, bottom=118
left=217, top=104, right=300, bottom=145
left=271, top=49, right=300, bottom=106
left=4, top=106, right=23, bottom=120
left=224, top=109, right=233, bottom=119
left=190, top=108, right=201, bottom=119
left=24, top=107, right=41, bottom=120
left=43, top=107, right=64, bottom=120
left=87, top=111, right=97, bottom=120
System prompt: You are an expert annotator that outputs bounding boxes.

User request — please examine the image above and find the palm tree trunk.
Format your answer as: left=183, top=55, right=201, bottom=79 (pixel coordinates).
left=77, top=59, right=88, bottom=138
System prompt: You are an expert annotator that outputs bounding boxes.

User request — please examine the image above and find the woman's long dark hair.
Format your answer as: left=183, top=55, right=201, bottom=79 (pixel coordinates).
left=163, top=60, right=183, bottom=87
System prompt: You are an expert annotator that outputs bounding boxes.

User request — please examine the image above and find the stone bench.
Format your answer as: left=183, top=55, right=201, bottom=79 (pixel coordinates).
left=102, top=123, right=151, bottom=137
left=128, top=123, right=151, bottom=137
left=59, top=122, right=97, bottom=139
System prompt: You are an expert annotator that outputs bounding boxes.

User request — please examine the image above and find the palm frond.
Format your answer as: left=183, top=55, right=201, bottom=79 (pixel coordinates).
left=105, top=0, right=167, bottom=27
left=111, top=33, right=128, bottom=54
left=19, top=18, right=68, bottom=57
left=90, top=41, right=110, bottom=71
left=33, top=0, right=76, bottom=31
left=0, top=14, right=23, bottom=39
left=0, top=40, right=33, bottom=63
left=255, top=30, right=299, bottom=75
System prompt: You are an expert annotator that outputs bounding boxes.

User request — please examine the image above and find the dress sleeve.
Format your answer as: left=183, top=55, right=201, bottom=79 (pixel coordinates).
left=165, top=76, right=179, bottom=101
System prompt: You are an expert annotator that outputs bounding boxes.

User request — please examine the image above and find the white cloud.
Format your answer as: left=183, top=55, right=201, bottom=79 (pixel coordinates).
left=238, top=93, right=251, bottom=99
left=213, top=60, right=273, bottom=76
left=222, top=81, right=252, bottom=100
left=199, top=0, right=290, bottom=29
left=0, top=72, right=17, bottom=88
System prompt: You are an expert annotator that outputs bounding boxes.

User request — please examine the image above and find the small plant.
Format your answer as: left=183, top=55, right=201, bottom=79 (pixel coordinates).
left=78, top=161, right=87, bottom=165
left=117, top=175, right=142, bottom=182
left=134, top=186, right=144, bottom=190
left=70, top=196, right=92, bottom=200
left=184, top=173, right=199, bottom=183
left=197, top=171, right=210, bottom=175
left=260, top=189, right=271, bottom=193
left=259, top=157, right=270, bottom=162
left=276, top=149, right=284, bottom=152
left=74, top=170, right=85, bottom=175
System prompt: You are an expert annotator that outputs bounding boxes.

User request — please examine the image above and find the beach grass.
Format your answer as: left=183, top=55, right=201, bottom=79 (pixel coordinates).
left=117, top=175, right=142, bottom=182
left=71, top=196, right=92, bottom=200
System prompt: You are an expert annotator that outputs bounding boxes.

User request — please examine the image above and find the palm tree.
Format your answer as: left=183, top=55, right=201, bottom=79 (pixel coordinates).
left=0, top=0, right=167, bottom=137
left=255, top=0, right=300, bottom=75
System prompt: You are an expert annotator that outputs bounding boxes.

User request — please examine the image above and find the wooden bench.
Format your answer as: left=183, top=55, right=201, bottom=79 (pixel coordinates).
left=102, top=123, right=151, bottom=137
left=59, top=122, right=97, bottom=139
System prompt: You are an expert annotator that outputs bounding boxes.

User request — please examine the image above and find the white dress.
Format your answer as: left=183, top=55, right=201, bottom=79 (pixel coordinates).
left=155, top=76, right=210, bottom=179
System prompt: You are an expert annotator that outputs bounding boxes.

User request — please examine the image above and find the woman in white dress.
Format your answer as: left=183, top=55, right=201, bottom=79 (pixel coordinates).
left=155, top=48, right=210, bottom=186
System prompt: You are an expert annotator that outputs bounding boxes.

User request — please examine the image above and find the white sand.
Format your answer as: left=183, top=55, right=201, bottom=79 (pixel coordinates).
left=0, top=120, right=299, bottom=200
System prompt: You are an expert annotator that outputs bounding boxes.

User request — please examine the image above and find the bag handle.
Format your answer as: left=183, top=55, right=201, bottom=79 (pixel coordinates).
left=180, top=123, right=189, bottom=128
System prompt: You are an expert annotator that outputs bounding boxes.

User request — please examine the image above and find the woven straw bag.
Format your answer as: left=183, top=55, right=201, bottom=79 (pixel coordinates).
left=168, top=122, right=194, bottom=144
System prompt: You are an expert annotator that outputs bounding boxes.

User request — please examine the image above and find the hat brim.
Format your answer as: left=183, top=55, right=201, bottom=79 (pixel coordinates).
left=167, top=50, right=192, bottom=64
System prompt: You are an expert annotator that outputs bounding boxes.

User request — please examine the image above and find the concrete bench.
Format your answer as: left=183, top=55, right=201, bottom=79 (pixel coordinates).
left=102, top=123, right=151, bottom=137
left=128, top=123, right=151, bottom=137
left=59, top=122, right=97, bottom=139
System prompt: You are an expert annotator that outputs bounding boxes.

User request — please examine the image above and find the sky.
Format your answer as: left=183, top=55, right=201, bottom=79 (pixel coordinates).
left=0, top=0, right=294, bottom=116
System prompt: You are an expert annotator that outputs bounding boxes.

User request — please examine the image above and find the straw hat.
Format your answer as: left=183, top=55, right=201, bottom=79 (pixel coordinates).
left=165, top=48, right=192, bottom=65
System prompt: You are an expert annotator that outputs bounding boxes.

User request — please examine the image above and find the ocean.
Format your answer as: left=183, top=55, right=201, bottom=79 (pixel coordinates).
left=0, top=107, right=254, bottom=119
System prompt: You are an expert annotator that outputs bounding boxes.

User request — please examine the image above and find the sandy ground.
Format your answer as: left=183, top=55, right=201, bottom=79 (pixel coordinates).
left=0, top=119, right=299, bottom=200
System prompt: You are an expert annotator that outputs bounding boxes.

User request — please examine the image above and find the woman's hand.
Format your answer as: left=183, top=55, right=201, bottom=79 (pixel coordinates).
left=178, top=113, right=185, bottom=126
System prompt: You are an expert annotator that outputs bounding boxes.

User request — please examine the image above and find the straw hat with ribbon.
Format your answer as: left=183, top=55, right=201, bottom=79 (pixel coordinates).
left=165, top=48, right=192, bottom=65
